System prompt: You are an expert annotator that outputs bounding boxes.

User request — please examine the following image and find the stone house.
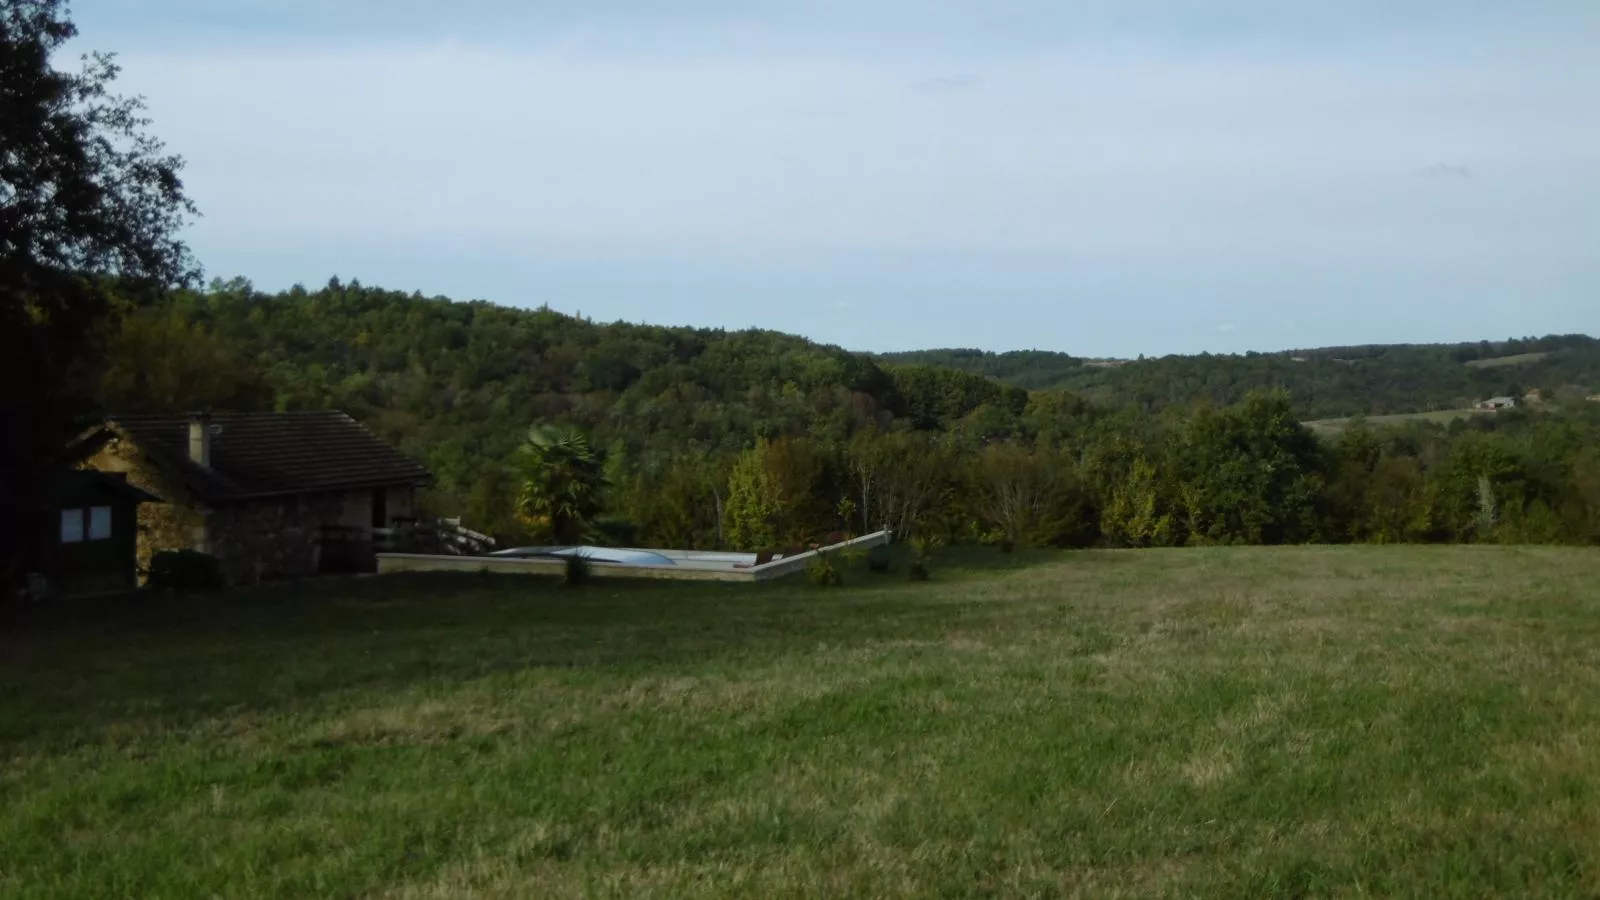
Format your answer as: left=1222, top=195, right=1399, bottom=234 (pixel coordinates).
left=83, top=411, right=432, bottom=585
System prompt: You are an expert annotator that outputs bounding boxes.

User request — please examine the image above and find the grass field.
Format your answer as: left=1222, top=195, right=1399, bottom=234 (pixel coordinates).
left=1465, top=352, right=1551, bottom=369
left=1303, top=408, right=1495, bottom=436
left=6, top=546, right=1600, bottom=898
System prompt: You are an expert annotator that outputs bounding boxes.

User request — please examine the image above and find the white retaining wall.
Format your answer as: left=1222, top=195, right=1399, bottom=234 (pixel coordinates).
left=376, top=531, right=891, bottom=583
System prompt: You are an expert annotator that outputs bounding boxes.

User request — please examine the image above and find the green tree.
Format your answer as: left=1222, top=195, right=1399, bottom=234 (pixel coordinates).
left=465, top=463, right=518, bottom=543
left=1175, top=392, right=1325, bottom=545
left=845, top=428, right=887, bottom=535
left=2, top=0, right=197, bottom=583
left=97, top=307, right=274, bottom=413
left=614, top=450, right=729, bottom=550
left=1435, top=433, right=1526, bottom=542
left=1102, top=456, right=1177, bottom=548
left=513, top=425, right=606, bottom=545
left=1562, top=448, right=1600, bottom=545
left=971, top=442, right=1083, bottom=548
left=866, top=430, right=956, bottom=539
left=725, top=443, right=780, bottom=550
left=1363, top=454, right=1435, bottom=544
left=761, top=436, right=830, bottom=542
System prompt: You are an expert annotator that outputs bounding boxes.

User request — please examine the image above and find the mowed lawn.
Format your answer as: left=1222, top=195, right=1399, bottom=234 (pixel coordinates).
left=5, top=547, right=1600, bottom=898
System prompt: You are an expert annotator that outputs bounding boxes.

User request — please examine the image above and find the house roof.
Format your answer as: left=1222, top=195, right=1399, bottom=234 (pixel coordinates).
left=107, top=412, right=432, bottom=502
left=47, top=470, right=163, bottom=506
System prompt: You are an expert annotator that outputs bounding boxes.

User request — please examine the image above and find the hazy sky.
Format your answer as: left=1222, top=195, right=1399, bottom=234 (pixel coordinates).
left=75, top=1, right=1600, bottom=356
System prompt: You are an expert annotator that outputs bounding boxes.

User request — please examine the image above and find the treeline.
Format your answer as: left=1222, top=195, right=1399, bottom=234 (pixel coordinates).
left=605, top=394, right=1600, bottom=552
left=882, top=336, right=1600, bottom=420
left=96, top=278, right=1600, bottom=550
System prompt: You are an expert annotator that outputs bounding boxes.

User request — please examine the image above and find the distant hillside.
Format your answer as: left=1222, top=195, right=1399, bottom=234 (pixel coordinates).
left=879, top=336, right=1600, bottom=420
left=134, top=279, right=1031, bottom=530
left=874, top=349, right=1089, bottom=390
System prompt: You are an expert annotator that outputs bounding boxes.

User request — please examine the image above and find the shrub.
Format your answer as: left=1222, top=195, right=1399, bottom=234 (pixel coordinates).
left=838, top=541, right=867, bottom=570
left=908, top=534, right=943, bottom=582
left=807, top=551, right=843, bottom=588
left=866, top=544, right=893, bottom=573
left=147, top=550, right=225, bottom=592
left=911, top=534, right=944, bottom=559
left=563, top=553, right=592, bottom=587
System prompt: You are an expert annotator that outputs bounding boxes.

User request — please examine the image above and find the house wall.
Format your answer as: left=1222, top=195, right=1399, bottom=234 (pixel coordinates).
left=330, top=486, right=416, bottom=529
left=387, top=486, right=416, bottom=521
left=84, top=436, right=207, bottom=580
left=206, top=493, right=353, bottom=584
left=339, top=490, right=374, bottom=529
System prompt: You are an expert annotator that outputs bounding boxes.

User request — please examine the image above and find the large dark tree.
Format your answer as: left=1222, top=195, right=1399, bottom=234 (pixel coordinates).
left=2, top=0, right=197, bottom=586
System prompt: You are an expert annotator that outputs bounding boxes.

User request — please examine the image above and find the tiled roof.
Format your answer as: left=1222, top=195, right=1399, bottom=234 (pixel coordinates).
left=47, top=470, right=164, bottom=505
left=108, top=412, right=431, bottom=501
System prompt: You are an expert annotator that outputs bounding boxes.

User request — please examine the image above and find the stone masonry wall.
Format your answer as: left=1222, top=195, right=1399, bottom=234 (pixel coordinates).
left=206, top=494, right=351, bottom=585
left=83, top=436, right=207, bottom=581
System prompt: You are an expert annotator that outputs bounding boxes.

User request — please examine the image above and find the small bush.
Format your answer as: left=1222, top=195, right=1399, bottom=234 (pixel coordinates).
left=563, top=554, right=592, bottom=587
left=907, top=534, right=943, bottom=582
left=866, top=544, right=893, bottom=573
left=807, top=552, right=843, bottom=588
left=839, top=542, right=866, bottom=570
left=147, top=550, right=225, bottom=592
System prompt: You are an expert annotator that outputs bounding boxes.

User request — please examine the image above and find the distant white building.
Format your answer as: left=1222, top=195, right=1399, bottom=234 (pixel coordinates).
left=1476, top=396, right=1518, bottom=411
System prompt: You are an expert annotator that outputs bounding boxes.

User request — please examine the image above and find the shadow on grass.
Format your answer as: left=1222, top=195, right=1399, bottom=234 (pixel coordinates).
left=0, top=546, right=1075, bottom=746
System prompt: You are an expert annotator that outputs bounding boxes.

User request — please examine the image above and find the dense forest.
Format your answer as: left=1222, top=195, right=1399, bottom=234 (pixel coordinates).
left=882, top=336, right=1600, bottom=420
left=94, top=278, right=1600, bottom=552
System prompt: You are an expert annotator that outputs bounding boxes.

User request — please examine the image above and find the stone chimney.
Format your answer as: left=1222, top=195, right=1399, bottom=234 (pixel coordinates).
left=188, top=412, right=213, bottom=468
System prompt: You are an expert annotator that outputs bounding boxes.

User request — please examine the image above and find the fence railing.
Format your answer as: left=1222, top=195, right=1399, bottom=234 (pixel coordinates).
left=384, top=518, right=496, bottom=556
left=320, top=518, right=496, bottom=573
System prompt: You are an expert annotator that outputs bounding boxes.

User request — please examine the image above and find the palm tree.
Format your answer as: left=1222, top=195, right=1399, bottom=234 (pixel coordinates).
left=513, top=425, right=606, bottom=545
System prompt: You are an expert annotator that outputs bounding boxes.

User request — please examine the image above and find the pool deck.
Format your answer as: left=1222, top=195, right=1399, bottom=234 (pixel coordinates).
left=376, top=531, right=892, bottom=582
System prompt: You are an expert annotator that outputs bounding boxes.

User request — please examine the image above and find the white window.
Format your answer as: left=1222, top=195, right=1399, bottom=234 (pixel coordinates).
left=89, top=506, right=113, bottom=540
left=60, top=509, right=85, bottom=544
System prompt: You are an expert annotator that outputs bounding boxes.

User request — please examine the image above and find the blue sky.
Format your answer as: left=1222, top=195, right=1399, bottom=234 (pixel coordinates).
left=75, top=1, right=1600, bottom=356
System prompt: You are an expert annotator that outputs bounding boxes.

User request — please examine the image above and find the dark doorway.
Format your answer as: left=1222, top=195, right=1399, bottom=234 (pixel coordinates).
left=371, top=488, right=388, bottom=529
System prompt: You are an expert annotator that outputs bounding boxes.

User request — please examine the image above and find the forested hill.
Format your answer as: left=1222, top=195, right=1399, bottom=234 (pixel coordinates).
left=112, top=279, right=1025, bottom=523
left=881, top=336, right=1600, bottom=420
left=104, top=279, right=1600, bottom=545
